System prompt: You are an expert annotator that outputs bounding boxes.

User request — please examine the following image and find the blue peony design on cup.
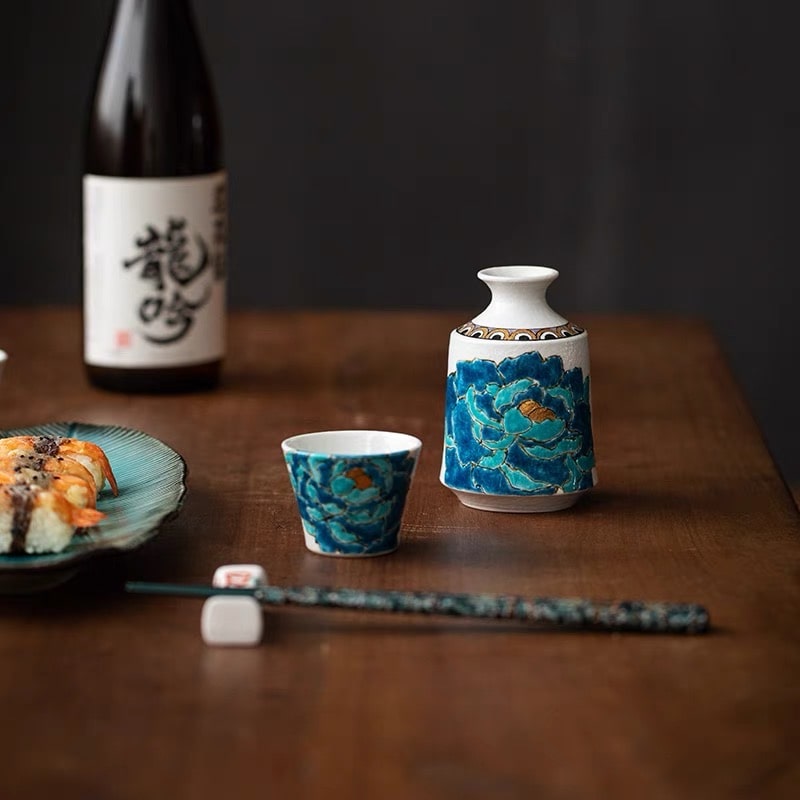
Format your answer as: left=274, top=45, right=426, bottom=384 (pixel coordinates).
left=285, top=451, right=417, bottom=555
left=443, top=352, right=595, bottom=496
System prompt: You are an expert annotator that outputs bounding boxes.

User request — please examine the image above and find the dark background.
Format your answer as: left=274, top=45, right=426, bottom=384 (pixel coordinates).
left=1, top=1, right=798, bottom=485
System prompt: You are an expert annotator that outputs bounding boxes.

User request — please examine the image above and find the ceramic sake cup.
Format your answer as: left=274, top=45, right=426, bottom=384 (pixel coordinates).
left=281, top=430, right=422, bottom=557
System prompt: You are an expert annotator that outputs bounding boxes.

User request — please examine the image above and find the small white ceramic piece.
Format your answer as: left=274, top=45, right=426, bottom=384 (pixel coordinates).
left=0, top=350, right=6, bottom=383
left=441, top=266, right=597, bottom=512
left=212, top=563, right=268, bottom=589
left=201, top=595, right=263, bottom=646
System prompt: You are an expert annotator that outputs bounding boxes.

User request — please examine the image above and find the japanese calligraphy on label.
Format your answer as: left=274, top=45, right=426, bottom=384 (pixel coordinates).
left=83, top=172, right=227, bottom=367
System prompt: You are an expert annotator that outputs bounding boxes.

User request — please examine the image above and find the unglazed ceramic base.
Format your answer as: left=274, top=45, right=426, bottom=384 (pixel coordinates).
left=302, top=528, right=399, bottom=557
left=447, top=487, right=588, bottom=513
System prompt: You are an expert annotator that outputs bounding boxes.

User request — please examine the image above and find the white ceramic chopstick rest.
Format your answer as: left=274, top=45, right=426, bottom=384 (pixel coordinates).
left=201, top=564, right=268, bottom=646
left=201, top=595, right=263, bottom=646
left=212, top=563, right=268, bottom=589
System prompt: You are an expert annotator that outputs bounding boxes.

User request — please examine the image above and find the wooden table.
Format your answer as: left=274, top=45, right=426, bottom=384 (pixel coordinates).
left=0, top=309, right=798, bottom=799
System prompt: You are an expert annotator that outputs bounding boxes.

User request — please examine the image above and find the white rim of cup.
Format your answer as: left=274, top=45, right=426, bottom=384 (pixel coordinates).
left=281, top=430, right=422, bottom=457
left=0, top=350, right=7, bottom=364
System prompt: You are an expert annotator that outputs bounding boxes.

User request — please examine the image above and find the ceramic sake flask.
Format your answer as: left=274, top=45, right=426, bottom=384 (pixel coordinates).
left=441, top=265, right=597, bottom=512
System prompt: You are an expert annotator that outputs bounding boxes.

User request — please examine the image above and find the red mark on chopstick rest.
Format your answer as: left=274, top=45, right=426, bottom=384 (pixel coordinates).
left=212, top=564, right=268, bottom=589
left=223, top=570, right=257, bottom=588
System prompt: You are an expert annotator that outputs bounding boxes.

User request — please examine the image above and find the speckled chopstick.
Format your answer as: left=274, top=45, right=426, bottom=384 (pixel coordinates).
left=125, top=581, right=710, bottom=634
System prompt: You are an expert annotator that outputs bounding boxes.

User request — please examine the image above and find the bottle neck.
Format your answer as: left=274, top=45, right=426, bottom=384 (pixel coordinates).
left=472, top=266, right=567, bottom=329
left=108, top=0, right=199, bottom=59
left=112, top=0, right=196, bottom=30
left=87, top=0, right=221, bottom=177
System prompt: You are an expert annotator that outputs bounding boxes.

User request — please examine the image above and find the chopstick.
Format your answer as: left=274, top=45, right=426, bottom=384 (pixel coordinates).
left=125, top=581, right=710, bottom=634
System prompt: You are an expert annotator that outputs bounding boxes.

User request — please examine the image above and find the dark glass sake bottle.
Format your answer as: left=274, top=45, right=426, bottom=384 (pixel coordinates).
left=83, top=0, right=227, bottom=393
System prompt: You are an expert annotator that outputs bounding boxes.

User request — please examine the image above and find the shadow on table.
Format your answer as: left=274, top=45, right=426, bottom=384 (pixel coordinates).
left=259, top=605, right=728, bottom=641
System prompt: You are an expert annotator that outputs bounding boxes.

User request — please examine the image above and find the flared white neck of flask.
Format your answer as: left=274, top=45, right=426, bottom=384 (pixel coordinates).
left=471, top=265, right=567, bottom=329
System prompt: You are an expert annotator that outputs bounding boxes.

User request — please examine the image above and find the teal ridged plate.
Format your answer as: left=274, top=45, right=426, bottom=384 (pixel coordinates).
left=0, top=422, right=186, bottom=584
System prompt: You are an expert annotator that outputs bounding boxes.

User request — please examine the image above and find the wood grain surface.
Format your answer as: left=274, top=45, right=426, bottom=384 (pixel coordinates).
left=0, top=309, right=798, bottom=800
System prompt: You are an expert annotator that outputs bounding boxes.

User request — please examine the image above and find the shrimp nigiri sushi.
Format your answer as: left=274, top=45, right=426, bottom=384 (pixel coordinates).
left=0, top=454, right=98, bottom=506
left=0, top=435, right=118, bottom=497
left=0, top=466, right=97, bottom=509
left=0, top=483, right=105, bottom=554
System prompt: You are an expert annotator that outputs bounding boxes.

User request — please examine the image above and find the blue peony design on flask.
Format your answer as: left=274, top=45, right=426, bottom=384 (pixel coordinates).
left=443, top=352, right=595, bottom=496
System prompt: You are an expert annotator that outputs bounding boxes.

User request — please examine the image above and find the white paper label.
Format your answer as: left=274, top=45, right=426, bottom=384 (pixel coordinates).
left=83, top=172, right=227, bottom=368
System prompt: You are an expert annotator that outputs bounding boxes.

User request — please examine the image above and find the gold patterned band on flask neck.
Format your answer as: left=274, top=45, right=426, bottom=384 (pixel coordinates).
left=456, top=321, right=585, bottom=341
